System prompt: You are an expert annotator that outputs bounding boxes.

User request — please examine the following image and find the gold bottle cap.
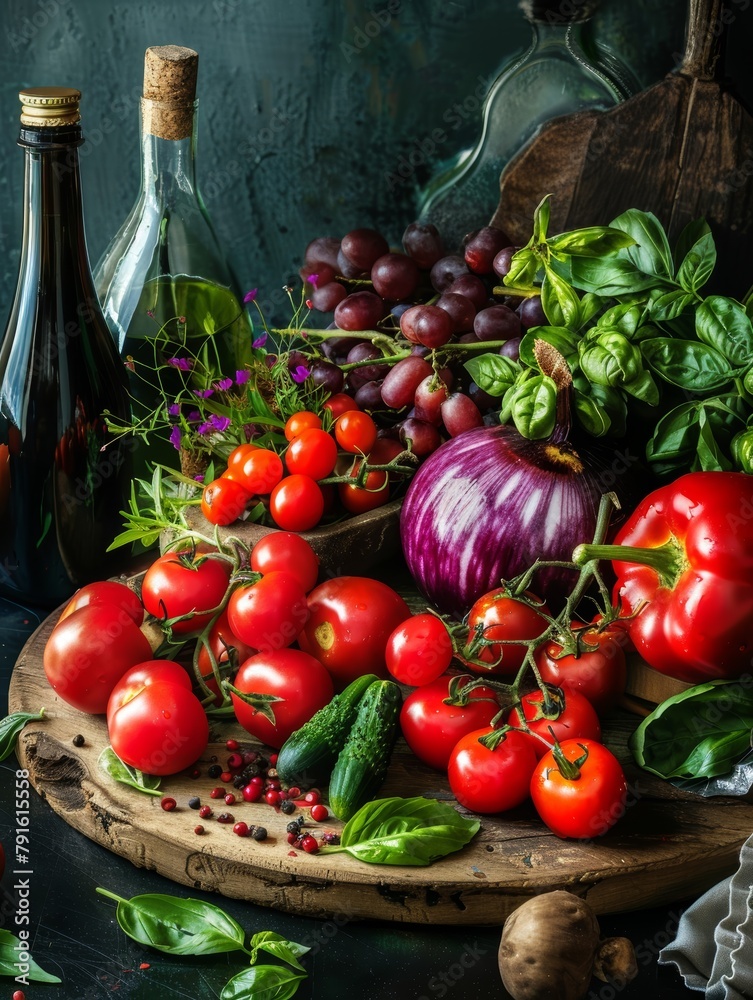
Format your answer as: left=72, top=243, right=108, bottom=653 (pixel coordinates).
left=19, top=87, right=81, bottom=127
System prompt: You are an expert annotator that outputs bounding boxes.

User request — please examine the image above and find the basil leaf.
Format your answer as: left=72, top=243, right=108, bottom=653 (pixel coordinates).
left=641, top=338, right=733, bottom=392
left=629, top=680, right=753, bottom=780
left=569, top=255, right=664, bottom=295
left=0, top=710, right=45, bottom=761
left=510, top=375, right=557, bottom=439
left=249, top=931, right=309, bottom=972
left=596, top=302, right=643, bottom=338
left=573, top=380, right=627, bottom=438
left=532, top=194, right=551, bottom=244
left=505, top=247, right=539, bottom=288
left=621, top=369, right=659, bottom=405
left=695, top=408, right=733, bottom=471
left=672, top=217, right=713, bottom=270
left=573, top=388, right=611, bottom=436
left=676, top=230, right=716, bottom=293
left=580, top=292, right=603, bottom=327
left=649, top=289, right=695, bottom=322
left=541, top=267, right=580, bottom=329
left=0, top=928, right=61, bottom=983
left=696, top=295, right=753, bottom=366
left=645, top=402, right=701, bottom=475
left=98, top=747, right=163, bottom=796
left=463, top=353, right=519, bottom=397
left=610, top=208, right=674, bottom=279
left=221, top=965, right=307, bottom=1000
left=320, top=796, right=480, bottom=866
left=96, top=888, right=247, bottom=956
left=518, top=327, right=580, bottom=369
left=548, top=225, right=636, bottom=257
left=579, top=332, right=644, bottom=387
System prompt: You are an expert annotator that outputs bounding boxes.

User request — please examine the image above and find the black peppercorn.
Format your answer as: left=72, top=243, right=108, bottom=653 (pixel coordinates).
left=72, top=734, right=85, bottom=747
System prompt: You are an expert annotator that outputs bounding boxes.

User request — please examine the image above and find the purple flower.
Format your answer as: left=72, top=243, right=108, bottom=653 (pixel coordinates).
left=193, top=474, right=205, bottom=482
left=193, top=388, right=214, bottom=399
left=308, top=273, right=319, bottom=288
left=252, top=332, right=268, bottom=349
left=169, top=425, right=182, bottom=450
left=291, top=365, right=310, bottom=384
left=167, top=403, right=181, bottom=417
left=243, top=288, right=258, bottom=304
left=188, top=409, right=201, bottom=423
left=197, top=421, right=213, bottom=436
left=168, top=357, right=193, bottom=371
left=209, top=414, right=232, bottom=432
left=235, top=369, right=250, bottom=385
left=214, top=378, right=233, bottom=391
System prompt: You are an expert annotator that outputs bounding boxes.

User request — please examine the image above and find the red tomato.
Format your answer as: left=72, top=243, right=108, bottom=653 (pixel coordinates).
left=201, top=476, right=252, bottom=526
left=507, top=687, right=602, bottom=759
left=196, top=609, right=256, bottom=704
left=338, top=465, right=389, bottom=514
left=107, top=659, right=209, bottom=776
left=269, top=474, right=324, bottom=531
left=285, top=428, right=338, bottom=480
left=237, top=448, right=284, bottom=494
left=447, top=727, right=538, bottom=814
left=298, top=576, right=411, bottom=689
left=530, top=738, right=628, bottom=839
left=400, top=674, right=500, bottom=770
left=464, top=588, right=550, bottom=677
left=223, top=442, right=259, bottom=480
left=229, top=648, right=334, bottom=748
left=334, top=410, right=378, bottom=454
left=322, top=393, right=359, bottom=421
left=58, top=580, right=143, bottom=626
left=250, top=532, right=320, bottom=592
left=141, top=552, right=232, bottom=635
left=43, top=604, right=153, bottom=714
left=535, top=625, right=628, bottom=715
left=385, top=613, right=453, bottom=686
left=227, top=571, right=309, bottom=653
left=284, top=410, right=322, bottom=441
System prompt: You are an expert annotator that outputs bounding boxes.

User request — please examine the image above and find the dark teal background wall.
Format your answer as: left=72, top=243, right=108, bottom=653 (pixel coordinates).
left=0, top=0, right=709, bottom=325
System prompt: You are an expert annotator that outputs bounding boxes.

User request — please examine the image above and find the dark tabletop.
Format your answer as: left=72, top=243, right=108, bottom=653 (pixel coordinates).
left=0, top=597, right=705, bottom=1000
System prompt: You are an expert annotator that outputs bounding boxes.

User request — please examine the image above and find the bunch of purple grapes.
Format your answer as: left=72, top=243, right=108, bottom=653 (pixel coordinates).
left=296, top=221, right=546, bottom=459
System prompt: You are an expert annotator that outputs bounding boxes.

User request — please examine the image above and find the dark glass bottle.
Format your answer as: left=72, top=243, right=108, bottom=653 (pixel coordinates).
left=0, top=87, right=132, bottom=608
left=94, top=45, right=252, bottom=475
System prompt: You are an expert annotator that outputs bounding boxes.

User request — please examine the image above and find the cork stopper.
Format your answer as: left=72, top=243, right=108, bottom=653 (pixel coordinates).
left=141, top=45, right=198, bottom=141
left=19, top=87, right=81, bottom=127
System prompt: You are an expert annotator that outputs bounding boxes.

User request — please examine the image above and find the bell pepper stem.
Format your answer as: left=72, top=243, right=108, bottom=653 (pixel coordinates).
left=572, top=538, right=685, bottom=590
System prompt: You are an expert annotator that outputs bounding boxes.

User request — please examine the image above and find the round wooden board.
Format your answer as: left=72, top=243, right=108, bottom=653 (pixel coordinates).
left=10, top=610, right=753, bottom=927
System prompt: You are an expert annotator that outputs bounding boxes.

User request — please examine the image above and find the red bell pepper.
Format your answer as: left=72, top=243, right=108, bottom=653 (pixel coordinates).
left=573, top=471, right=753, bottom=684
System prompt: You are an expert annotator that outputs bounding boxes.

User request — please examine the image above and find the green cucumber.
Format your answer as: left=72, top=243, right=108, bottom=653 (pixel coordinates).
left=328, top=679, right=402, bottom=822
left=275, top=673, right=379, bottom=787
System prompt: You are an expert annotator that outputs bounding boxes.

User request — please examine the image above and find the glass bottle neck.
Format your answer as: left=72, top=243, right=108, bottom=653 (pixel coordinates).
left=139, top=99, right=199, bottom=200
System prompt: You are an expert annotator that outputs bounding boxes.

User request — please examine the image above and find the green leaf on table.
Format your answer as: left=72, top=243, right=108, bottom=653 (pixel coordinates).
left=548, top=225, right=636, bottom=258
left=510, top=375, right=557, bottom=439
left=221, top=965, right=307, bottom=1000
left=629, top=680, right=753, bottom=780
left=0, top=928, right=61, bottom=983
left=610, top=208, right=675, bottom=279
left=319, top=796, right=480, bottom=866
left=98, top=748, right=163, bottom=796
left=696, top=296, right=753, bottom=366
left=96, top=888, right=247, bottom=956
left=641, top=338, right=734, bottom=393
left=0, top=710, right=45, bottom=761
left=463, top=353, right=519, bottom=397
left=249, top=931, right=309, bottom=972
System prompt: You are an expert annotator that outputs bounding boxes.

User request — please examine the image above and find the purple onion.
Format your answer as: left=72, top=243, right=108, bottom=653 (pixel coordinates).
left=400, top=422, right=634, bottom=618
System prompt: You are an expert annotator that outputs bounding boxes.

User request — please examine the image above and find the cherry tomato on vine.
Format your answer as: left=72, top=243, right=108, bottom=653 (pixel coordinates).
left=447, top=727, right=538, bottom=814
left=298, top=576, right=410, bottom=689
left=227, top=570, right=309, bottom=652
left=107, top=659, right=209, bottom=776
left=507, top=687, right=602, bottom=759
left=284, top=410, right=322, bottom=441
left=535, top=624, right=628, bottom=715
left=43, top=604, right=153, bottom=714
left=400, top=674, right=499, bottom=770
left=338, top=464, right=389, bottom=515
left=201, top=476, right=252, bottom=526
left=322, top=393, right=359, bottom=421
left=250, top=532, right=320, bottom=592
left=141, top=552, right=232, bottom=635
left=530, top=738, right=628, bottom=839
left=385, top=612, right=453, bottom=686
left=58, top=580, right=143, bottom=626
left=269, top=474, right=324, bottom=531
left=464, top=588, right=551, bottom=677
left=229, top=648, right=334, bottom=748
left=236, top=447, right=284, bottom=494
left=285, top=427, right=338, bottom=480
left=334, top=410, right=378, bottom=454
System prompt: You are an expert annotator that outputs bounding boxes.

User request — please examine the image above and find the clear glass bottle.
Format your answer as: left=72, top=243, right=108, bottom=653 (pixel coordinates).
left=418, top=0, right=638, bottom=250
left=0, top=88, right=132, bottom=607
left=94, top=45, right=251, bottom=473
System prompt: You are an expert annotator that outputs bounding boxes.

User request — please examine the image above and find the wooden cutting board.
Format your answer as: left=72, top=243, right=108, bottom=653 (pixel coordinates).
left=10, top=605, right=753, bottom=926
left=491, top=0, right=753, bottom=299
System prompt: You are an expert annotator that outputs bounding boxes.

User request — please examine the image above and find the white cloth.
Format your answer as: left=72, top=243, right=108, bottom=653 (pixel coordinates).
left=660, top=834, right=753, bottom=999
